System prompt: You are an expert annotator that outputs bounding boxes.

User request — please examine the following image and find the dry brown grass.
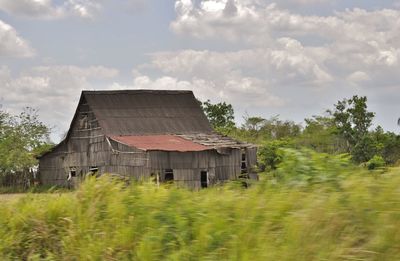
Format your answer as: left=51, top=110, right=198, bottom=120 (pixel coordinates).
left=0, top=193, right=25, bottom=201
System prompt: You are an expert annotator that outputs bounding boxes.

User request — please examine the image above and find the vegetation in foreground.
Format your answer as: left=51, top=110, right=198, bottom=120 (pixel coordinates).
left=1, top=151, right=400, bottom=260
left=1, top=95, right=400, bottom=259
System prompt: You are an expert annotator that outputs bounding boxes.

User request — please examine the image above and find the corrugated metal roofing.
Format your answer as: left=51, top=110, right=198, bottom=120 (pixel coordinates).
left=109, top=135, right=211, bottom=152
left=83, top=90, right=213, bottom=135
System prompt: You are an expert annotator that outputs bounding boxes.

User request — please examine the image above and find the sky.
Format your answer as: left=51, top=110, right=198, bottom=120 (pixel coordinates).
left=0, top=0, right=400, bottom=141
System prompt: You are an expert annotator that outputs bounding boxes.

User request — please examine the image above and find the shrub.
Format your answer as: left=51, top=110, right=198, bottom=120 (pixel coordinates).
left=275, top=148, right=351, bottom=187
left=258, top=139, right=294, bottom=171
left=366, top=155, right=386, bottom=170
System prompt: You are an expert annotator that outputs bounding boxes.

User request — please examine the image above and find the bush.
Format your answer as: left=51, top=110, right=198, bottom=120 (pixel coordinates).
left=366, top=155, right=386, bottom=170
left=258, top=139, right=294, bottom=171
left=274, top=148, right=351, bottom=187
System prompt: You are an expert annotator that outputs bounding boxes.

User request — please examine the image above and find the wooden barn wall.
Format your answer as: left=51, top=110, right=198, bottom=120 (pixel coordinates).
left=148, top=148, right=243, bottom=189
left=39, top=143, right=69, bottom=186
left=246, top=147, right=257, bottom=171
left=107, top=139, right=150, bottom=179
left=39, top=101, right=149, bottom=186
left=40, top=138, right=257, bottom=187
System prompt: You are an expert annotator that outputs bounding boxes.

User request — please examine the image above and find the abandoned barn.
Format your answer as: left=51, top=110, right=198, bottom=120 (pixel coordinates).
left=38, top=90, right=258, bottom=189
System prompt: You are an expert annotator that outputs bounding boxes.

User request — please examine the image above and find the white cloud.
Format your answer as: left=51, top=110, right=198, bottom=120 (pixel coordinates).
left=170, top=1, right=400, bottom=88
left=0, top=0, right=63, bottom=19
left=0, top=19, right=35, bottom=57
left=149, top=38, right=332, bottom=90
left=156, top=0, right=400, bottom=130
left=0, top=0, right=66, bottom=19
left=0, top=0, right=146, bottom=19
left=285, top=0, right=334, bottom=5
left=64, top=0, right=102, bottom=19
left=0, top=65, right=119, bottom=140
left=172, top=1, right=400, bottom=48
left=111, top=72, right=285, bottom=109
left=0, top=0, right=100, bottom=19
left=347, top=71, right=370, bottom=86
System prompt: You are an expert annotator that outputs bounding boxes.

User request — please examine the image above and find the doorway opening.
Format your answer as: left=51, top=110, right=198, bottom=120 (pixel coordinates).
left=67, top=167, right=77, bottom=181
left=241, top=149, right=247, bottom=174
left=200, top=171, right=208, bottom=188
left=164, top=169, right=174, bottom=183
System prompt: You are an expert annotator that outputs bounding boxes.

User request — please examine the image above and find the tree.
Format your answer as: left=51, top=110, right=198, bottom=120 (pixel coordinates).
left=0, top=107, right=52, bottom=174
left=331, top=95, right=375, bottom=163
left=369, top=126, right=400, bottom=165
left=299, top=115, right=345, bottom=154
left=201, top=100, right=235, bottom=131
left=258, top=139, right=294, bottom=171
left=258, top=116, right=301, bottom=140
left=242, top=115, right=266, bottom=132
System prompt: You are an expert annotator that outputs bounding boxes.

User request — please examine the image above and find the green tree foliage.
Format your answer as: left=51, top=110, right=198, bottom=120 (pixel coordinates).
left=236, top=115, right=301, bottom=144
left=369, top=126, right=400, bottom=164
left=242, top=115, right=266, bottom=132
left=366, top=155, right=386, bottom=170
left=275, top=148, right=351, bottom=187
left=0, top=107, right=52, bottom=173
left=332, top=95, right=375, bottom=162
left=299, top=115, right=344, bottom=154
left=258, top=116, right=301, bottom=140
left=222, top=94, right=400, bottom=168
left=201, top=100, right=235, bottom=131
left=257, top=139, right=294, bottom=171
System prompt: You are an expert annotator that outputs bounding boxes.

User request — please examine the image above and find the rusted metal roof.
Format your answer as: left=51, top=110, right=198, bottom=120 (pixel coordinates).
left=83, top=90, right=213, bottom=135
left=109, top=135, right=212, bottom=152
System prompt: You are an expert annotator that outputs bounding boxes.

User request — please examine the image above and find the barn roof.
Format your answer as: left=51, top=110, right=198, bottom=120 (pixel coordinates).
left=83, top=90, right=213, bottom=135
left=39, top=90, right=255, bottom=158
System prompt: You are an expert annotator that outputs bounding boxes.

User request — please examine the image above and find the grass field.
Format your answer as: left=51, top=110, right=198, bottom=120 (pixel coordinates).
left=1, top=163, right=400, bottom=260
left=0, top=193, right=25, bottom=201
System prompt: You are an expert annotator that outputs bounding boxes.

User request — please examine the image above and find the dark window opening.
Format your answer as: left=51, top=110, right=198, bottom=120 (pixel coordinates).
left=89, top=166, right=99, bottom=176
left=201, top=171, right=208, bottom=188
left=68, top=167, right=77, bottom=181
left=164, top=169, right=174, bottom=182
left=241, top=162, right=247, bottom=172
left=241, top=150, right=247, bottom=174
left=79, top=113, right=88, bottom=129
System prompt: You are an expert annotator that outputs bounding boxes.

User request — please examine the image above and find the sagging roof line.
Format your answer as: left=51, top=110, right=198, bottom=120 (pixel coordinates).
left=82, top=90, right=193, bottom=95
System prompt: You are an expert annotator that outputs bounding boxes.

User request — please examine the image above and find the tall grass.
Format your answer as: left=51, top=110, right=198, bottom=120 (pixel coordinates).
left=1, top=167, right=400, bottom=259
